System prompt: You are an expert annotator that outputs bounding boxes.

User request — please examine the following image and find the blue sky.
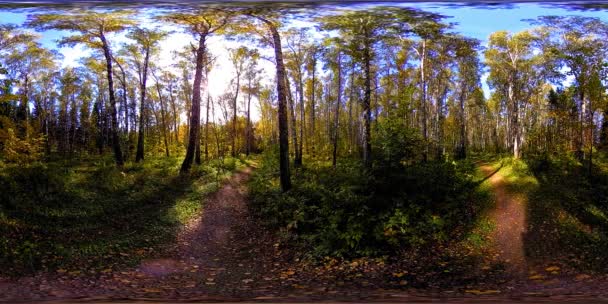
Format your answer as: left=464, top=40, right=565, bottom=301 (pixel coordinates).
left=0, top=3, right=606, bottom=104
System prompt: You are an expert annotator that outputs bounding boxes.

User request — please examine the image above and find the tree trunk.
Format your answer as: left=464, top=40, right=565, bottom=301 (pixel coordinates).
left=258, top=16, right=291, bottom=191
left=135, top=46, right=150, bottom=162
left=232, top=70, right=241, bottom=157
left=420, top=40, right=428, bottom=163
left=362, top=40, right=372, bottom=168
left=205, top=94, right=210, bottom=160
left=332, top=52, right=342, bottom=168
left=100, top=33, right=124, bottom=166
left=285, top=75, right=299, bottom=167
left=297, top=66, right=304, bottom=166
left=457, top=85, right=467, bottom=159
left=310, top=54, right=316, bottom=159
left=153, top=71, right=170, bottom=157
left=181, top=33, right=206, bottom=173
left=246, top=77, right=252, bottom=156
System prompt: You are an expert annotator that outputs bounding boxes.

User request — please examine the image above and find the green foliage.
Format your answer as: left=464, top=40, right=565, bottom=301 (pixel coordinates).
left=0, top=155, right=247, bottom=275
left=519, top=153, right=608, bottom=271
left=2, top=128, right=45, bottom=164
left=250, top=144, right=483, bottom=257
left=373, top=116, right=423, bottom=167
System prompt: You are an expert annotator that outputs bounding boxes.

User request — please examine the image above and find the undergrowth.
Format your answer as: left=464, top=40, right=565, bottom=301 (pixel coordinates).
left=0, top=155, right=249, bottom=275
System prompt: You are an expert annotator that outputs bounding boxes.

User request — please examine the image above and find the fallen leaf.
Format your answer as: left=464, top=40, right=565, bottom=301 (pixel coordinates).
left=529, top=274, right=545, bottom=280
left=575, top=274, right=591, bottom=281
left=465, top=289, right=501, bottom=295
left=545, top=266, right=560, bottom=272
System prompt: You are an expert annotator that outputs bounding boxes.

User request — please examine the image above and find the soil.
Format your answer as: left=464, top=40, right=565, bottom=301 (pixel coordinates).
left=3, top=166, right=608, bottom=303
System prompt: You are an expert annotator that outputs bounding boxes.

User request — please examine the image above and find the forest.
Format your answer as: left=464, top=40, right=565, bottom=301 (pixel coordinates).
left=2, top=1, right=608, bottom=301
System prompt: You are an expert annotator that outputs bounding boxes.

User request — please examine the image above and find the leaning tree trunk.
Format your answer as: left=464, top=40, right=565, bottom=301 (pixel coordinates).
left=181, top=33, right=206, bottom=173
left=100, top=34, right=123, bottom=166
left=154, top=73, right=170, bottom=157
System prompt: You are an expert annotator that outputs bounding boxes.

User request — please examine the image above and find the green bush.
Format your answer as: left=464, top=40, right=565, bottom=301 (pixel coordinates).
left=249, top=142, right=481, bottom=257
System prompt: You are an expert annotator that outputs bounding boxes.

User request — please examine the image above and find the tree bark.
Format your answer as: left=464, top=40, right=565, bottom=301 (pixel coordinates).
left=100, top=32, right=124, bottom=166
left=180, top=33, right=206, bottom=173
left=135, top=46, right=150, bottom=162
left=286, top=76, right=299, bottom=167
left=332, top=52, right=342, bottom=168
left=362, top=38, right=372, bottom=168
left=257, top=16, right=291, bottom=191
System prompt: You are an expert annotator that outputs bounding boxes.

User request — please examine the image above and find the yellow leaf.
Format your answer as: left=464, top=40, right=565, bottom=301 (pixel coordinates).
left=545, top=266, right=560, bottom=272
left=529, top=274, right=544, bottom=280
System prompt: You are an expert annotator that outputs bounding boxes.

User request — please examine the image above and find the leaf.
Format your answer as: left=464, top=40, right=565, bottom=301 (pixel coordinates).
left=575, top=274, right=591, bottom=281
left=545, top=266, right=560, bottom=272
left=529, top=274, right=544, bottom=280
left=392, top=272, right=406, bottom=278
left=465, top=289, right=501, bottom=295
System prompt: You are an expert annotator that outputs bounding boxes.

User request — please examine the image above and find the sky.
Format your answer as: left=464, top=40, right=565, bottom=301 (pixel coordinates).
left=0, top=2, right=607, bottom=121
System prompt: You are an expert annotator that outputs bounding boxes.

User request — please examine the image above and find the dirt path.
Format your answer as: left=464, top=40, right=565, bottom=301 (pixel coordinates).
left=0, top=168, right=287, bottom=301
left=4, top=166, right=608, bottom=302
left=480, top=164, right=528, bottom=274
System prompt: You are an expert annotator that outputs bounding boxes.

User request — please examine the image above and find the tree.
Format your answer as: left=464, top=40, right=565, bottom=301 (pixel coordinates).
left=242, top=48, right=261, bottom=156
left=228, top=46, right=248, bottom=157
left=235, top=9, right=292, bottom=191
left=160, top=9, right=233, bottom=173
left=284, top=27, right=310, bottom=167
left=531, top=16, right=608, bottom=168
left=453, top=36, right=482, bottom=159
left=123, top=27, right=168, bottom=162
left=485, top=30, right=546, bottom=159
left=319, top=8, right=410, bottom=167
left=27, top=10, right=137, bottom=166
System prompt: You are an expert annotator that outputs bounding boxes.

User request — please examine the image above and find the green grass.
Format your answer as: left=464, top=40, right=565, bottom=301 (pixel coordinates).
left=0, top=154, right=250, bottom=275
left=469, top=154, right=608, bottom=272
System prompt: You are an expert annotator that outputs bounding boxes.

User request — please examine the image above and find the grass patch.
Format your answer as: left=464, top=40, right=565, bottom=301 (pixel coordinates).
left=0, top=155, right=248, bottom=275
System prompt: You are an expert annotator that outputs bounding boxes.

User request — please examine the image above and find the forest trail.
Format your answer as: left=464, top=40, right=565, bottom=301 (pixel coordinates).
left=5, top=165, right=608, bottom=302
left=479, top=164, right=528, bottom=275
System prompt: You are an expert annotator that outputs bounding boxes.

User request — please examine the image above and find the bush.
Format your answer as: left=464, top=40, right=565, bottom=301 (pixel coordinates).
left=2, top=128, right=45, bottom=165
left=249, top=146, right=481, bottom=257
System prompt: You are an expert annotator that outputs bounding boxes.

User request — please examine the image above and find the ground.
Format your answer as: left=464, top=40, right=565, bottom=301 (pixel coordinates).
left=2, top=163, right=608, bottom=302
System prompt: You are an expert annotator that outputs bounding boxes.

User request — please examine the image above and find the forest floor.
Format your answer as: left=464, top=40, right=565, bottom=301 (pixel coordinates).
left=3, top=163, right=608, bottom=302
left=480, top=164, right=527, bottom=274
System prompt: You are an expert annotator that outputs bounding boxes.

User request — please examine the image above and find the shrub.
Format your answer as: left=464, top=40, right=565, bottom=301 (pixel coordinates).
left=249, top=147, right=481, bottom=257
